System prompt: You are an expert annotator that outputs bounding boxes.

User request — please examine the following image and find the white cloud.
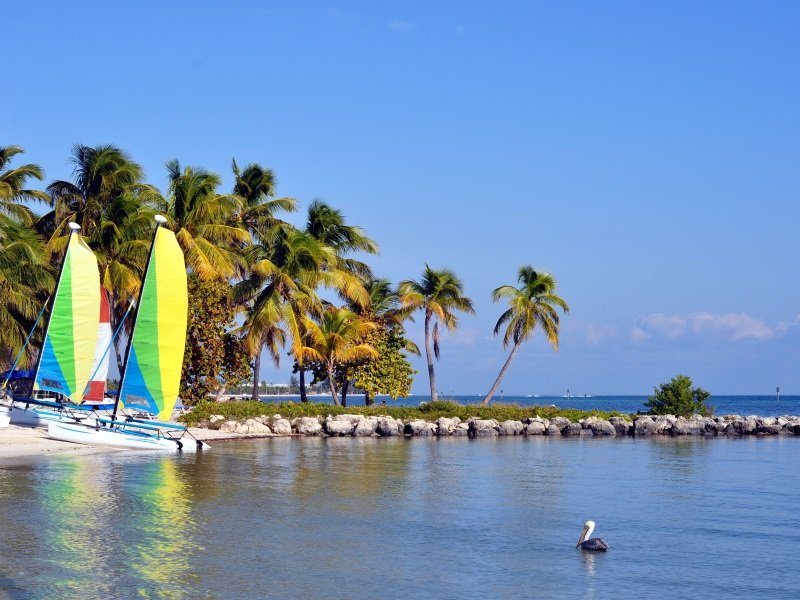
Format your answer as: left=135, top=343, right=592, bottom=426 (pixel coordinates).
left=585, top=323, right=617, bottom=346
left=636, top=311, right=777, bottom=342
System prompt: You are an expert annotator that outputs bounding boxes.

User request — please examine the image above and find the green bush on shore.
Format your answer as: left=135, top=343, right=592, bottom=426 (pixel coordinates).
left=179, top=398, right=629, bottom=426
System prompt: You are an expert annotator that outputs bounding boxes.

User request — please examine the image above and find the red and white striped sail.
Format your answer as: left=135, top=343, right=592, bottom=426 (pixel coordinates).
left=83, top=288, right=111, bottom=404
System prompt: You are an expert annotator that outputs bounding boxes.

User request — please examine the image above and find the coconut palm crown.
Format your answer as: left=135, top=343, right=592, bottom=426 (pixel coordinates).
left=398, top=265, right=474, bottom=401
left=480, top=265, right=569, bottom=405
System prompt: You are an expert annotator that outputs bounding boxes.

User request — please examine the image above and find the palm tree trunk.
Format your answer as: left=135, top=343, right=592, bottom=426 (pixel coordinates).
left=340, top=368, right=349, bottom=407
left=424, top=310, right=437, bottom=402
left=299, top=368, right=308, bottom=402
left=481, top=341, right=521, bottom=406
left=251, top=351, right=261, bottom=401
left=364, top=392, right=373, bottom=406
left=327, top=364, right=340, bottom=406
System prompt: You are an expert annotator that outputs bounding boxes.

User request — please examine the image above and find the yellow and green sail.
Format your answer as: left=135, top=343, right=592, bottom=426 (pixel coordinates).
left=118, top=225, right=188, bottom=420
left=35, top=231, right=100, bottom=402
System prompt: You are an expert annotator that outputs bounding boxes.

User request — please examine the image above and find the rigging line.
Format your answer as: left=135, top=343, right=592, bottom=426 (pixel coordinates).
left=2, top=297, right=51, bottom=390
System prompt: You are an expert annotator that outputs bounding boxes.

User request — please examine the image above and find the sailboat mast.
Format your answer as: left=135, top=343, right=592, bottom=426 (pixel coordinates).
left=30, top=222, right=82, bottom=395
left=111, top=215, right=166, bottom=420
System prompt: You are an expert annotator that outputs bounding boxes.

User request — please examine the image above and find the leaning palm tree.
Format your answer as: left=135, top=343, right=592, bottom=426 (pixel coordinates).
left=480, top=266, right=569, bottom=406
left=0, top=145, right=49, bottom=226
left=300, top=306, right=377, bottom=406
left=399, top=266, right=474, bottom=402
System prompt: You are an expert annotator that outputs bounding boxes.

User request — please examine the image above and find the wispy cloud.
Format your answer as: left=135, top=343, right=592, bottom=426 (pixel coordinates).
left=389, top=19, right=413, bottom=30
left=634, top=311, right=777, bottom=342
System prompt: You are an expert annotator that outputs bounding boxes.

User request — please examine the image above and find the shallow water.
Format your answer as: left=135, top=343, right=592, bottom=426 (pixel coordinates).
left=2, top=436, right=799, bottom=599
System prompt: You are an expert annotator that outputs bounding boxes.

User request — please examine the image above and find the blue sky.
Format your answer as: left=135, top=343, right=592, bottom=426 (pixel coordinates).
left=5, top=1, right=799, bottom=394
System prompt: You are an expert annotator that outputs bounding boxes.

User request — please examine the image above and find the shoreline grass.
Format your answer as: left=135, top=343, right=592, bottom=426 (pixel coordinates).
left=180, top=399, right=630, bottom=426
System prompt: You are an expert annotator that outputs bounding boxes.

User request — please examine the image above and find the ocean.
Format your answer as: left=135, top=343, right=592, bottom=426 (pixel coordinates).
left=258, top=394, right=800, bottom=417
left=1, top=433, right=799, bottom=599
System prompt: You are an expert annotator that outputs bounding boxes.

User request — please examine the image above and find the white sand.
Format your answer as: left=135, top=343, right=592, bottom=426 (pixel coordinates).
left=0, top=424, right=232, bottom=462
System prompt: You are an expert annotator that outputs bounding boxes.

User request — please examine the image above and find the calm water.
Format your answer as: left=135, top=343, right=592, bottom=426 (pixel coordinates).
left=2, top=436, right=799, bottom=599
left=261, top=394, right=800, bottom=417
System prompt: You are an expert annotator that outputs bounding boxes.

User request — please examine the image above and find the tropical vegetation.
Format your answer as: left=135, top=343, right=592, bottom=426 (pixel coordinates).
left=0, top=141, right=575, bottom=412
left=645, top=374, right=711, bottom=417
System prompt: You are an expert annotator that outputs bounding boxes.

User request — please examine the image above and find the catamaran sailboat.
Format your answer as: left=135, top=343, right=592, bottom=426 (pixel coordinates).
left=48, top=215, right=208, bottom=452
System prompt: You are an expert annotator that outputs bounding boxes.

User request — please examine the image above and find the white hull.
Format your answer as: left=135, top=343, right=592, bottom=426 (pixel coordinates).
left=48, top=421, right=209, bottom=452
left=0, top=402, right=98, bottom=428
left=0, top=414, right=9, bottom=428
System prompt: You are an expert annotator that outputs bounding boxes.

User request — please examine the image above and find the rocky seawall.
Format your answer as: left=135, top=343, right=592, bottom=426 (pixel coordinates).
left=202, top=413, right=800, bottom=438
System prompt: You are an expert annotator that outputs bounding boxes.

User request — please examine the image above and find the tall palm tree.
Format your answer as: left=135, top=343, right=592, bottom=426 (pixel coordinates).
left=231, top=159, right=298, bottom=397
left=300, top=306, right=377, bottom=406
left=0, top=145, right=49, bottom=226
left=43, top=144, right=153, bottom=371
left=399, top=266, right=474, bottom=401
left=480, top=266, right=569, bottom=406
left=160, top=160, right=248, bottom=280
left=0, top=219, right=53, bottom=369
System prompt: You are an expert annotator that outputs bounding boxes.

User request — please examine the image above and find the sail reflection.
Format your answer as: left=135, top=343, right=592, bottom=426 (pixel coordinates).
left=122, top=457, right=198, bottom=599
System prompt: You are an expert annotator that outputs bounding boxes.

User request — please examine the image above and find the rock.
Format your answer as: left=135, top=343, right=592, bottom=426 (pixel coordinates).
left=332, top=414, right=363, bottom=426
left=608, top=417, right=632, bottom=436
left=268, top=417, right=292, bottom=436
left=209, top=414, right=225, bottom=424
left=633, top=416, right=656, bottom=436
left=549, top=417, right=571, bottom=433
left=376, top=416, right=402, bottom=437
left=653, top=415, right=676, bottom=434
left=324, top=418, right=355, bottom=436
left=405, top=419, right=435, bottom=436
left=587, top=419, right=616, bottom=436
left=524, top=421, right=546, bottom=435
left=436, top=417, right=461, bottom=436
left=218, top=420, right=239, bottom=433
left=544, top=424, right=562, bottom=436
left=453, top=423, right=471, bottom=436
left=497, top=420, right=524, bottom=435
left=564, top=422, right=584, bottom=436
left=353, top=417, right=379, bottom=437
left=243, top=418, right=272, bottom=435
left=470, top=419, right=499, bottom=436
left=293, top=417, right=323, bottom=436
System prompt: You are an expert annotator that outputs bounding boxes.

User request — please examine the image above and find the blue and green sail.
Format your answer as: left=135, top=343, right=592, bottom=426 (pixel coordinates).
left=34, top=231, right=101, bottom=402
left=118, top=225, right=188, bottom=421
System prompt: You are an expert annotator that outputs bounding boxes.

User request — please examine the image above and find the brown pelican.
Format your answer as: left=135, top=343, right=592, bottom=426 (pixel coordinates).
left=576, top=520, right=608, bottom=551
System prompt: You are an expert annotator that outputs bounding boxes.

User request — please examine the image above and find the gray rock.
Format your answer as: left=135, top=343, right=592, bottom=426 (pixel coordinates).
left=524, top=421, right=546, bottom=435
left=332, top=414, right=363, bottom=426
left=608, top=417, right=632, bottom=436
left=550, top=417, right=571, bottom=433
left=325, top=418, right=355, bottom=436
left=269, top=417, right=292, bottom=435
left=353, top=417, right=379, bottom=437
left=244, top=418, right=273, bottom=435
left=634, top=416, right=656, bottom=436
left=470, top=419, right=499, bottom=436
left=544, top=424, right=562, bottom=436
left=376, top=417, right=402, bottom=437
left=564, top=422, right=584, bottom=436
left=405, top=419, right=435, bottom=436
left=654, top=415, right=676, bottom=434
left=293, top=417, right=323, bottom=436
left=588, top=419, right=616, bottom=436
left=218, top=420, right=240, bottom=433
left=453, top=423, right=471, bottom=436
left=436, top=417, right=461, bottom=436
left=498, top=420, right=524, bottom=435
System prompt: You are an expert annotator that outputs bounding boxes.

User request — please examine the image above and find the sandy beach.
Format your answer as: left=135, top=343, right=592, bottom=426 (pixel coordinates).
left=0, top=424, right=238, bottom=463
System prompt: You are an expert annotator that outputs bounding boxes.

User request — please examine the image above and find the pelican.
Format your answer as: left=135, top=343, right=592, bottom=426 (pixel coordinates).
left=576, top=520, right=608, bottom=551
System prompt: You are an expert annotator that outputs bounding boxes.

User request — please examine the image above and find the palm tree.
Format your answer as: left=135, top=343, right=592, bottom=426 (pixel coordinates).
left=43, top=144, right=153, bottom=372
left=0, top=145, right=49, bottom=226
left=480, top=266, right=569, bottom=406
left=0, top=219, right=53, bottom=369
left=300, top=306, right=377, bottom=406
left=160, top=160, right=248, bottom=280
left=231, top=159, right=297, bottom=398
left=399, top=266, right=474, bottom=402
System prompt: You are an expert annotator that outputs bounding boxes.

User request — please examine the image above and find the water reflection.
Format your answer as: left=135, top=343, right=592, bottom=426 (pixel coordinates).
left=120, top=457, right=198, bottom=599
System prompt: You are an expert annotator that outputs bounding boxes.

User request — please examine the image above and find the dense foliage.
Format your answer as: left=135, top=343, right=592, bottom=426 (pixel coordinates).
left=645, top=374, right=711, bottom=417
left=352, top=327, right=416, bottom=404
left=180, top=277, right=251, bottom=405
left=180, top=399, right=628, bottom=426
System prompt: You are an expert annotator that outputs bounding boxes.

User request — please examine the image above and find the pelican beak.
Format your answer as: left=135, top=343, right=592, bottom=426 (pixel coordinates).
left=576, top=524, right=589, bottom=548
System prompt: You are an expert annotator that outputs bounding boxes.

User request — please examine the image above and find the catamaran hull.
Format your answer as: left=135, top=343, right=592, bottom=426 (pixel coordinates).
left=0, top=403, right=98, bottom=428
left=47, top=421, right=209, bottom=452
left=0, top=414, right=9, bottom=428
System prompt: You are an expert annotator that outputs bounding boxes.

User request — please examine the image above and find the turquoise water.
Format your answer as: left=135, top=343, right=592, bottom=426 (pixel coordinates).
left=261, top=394, right=800, bottom=417
left=1, top=436, right=799, bottom=599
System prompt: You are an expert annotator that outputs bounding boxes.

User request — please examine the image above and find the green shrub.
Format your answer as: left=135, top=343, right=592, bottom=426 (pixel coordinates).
left=645, top=374, right=711, bottom=417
